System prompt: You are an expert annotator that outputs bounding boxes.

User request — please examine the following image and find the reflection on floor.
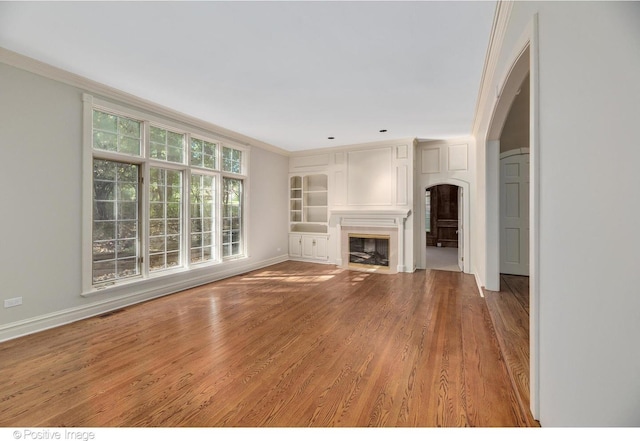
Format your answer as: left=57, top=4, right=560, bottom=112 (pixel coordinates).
left=425, top=246, right=460, bottom=272
left=484, top=274, right=537, bottom=426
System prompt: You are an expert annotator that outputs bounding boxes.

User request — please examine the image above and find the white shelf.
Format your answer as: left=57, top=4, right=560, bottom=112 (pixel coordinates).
left=290, top=173, right=328, bottom=236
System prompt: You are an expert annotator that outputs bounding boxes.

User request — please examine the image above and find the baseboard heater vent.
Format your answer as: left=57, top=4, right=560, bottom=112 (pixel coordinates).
left=98, top=308, right=126, bottom=319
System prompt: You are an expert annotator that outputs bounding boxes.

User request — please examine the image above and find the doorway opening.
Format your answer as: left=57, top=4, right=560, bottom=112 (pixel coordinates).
left=500, top=74, right=531, bottom=277
left=485, top=36, right=538, bottom=420
left=425, top=184, right=462, bottom=272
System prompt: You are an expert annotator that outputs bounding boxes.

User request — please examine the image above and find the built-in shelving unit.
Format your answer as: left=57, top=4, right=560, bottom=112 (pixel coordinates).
left=290, top=174, right=328, bottom=233
left=289, top=173, right=329, bottom=261
left=290, top=176, right=303, bottom=223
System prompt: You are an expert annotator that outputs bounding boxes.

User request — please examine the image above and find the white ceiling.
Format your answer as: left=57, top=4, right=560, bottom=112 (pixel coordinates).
left=0, top=1, right=496, bottom=152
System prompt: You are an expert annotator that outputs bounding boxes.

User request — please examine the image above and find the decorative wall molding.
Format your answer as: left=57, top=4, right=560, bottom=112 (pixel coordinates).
left=448, top=144, right=469, bottom=171
left=471, top=1, right=515, bottom=137
left=329, top=209, right=411, bottom=227
left=396, top=165, right=408, bottom=205
left=421, top=147, right=441, bottom=174
left=347, top=148, right=393, bottom=206
left=396, top=144, right=408, bottom=159
left=289, top=153, right=330, bottom=170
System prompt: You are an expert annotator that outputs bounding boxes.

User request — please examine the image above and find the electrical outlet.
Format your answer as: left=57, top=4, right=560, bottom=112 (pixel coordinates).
left=4, top=297, right=22, bottom=308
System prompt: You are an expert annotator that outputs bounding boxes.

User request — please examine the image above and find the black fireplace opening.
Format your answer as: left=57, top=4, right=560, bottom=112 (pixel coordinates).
left=348, top=235, right=390, bottom=267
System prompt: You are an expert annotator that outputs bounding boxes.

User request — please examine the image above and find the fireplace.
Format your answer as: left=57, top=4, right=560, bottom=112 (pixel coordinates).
left=330, top=208, right=411, bottom=274
left=349, top=234, right=390, bottom=269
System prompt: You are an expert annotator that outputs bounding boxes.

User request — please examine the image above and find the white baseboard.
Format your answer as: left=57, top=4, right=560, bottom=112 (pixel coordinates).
left=0, top=255, right=289, bottom=343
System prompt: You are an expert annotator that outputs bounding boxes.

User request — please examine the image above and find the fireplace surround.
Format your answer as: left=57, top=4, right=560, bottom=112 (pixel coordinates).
left=330, top=209, right=411, bottom=274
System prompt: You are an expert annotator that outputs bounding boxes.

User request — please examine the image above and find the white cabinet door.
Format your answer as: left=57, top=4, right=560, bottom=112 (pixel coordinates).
left=289, top=234, right=302, bottom=258
left=291, top=234, right=328, bottom=261
left=314, top=236, right=328, bottom=260
left=301, top=235, right=315, bottom=259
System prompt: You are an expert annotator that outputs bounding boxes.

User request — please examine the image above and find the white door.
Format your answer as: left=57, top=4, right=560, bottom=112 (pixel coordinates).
left=500, top=153, right=530, bottom=275
left=457, top=186, right=464, bottom=271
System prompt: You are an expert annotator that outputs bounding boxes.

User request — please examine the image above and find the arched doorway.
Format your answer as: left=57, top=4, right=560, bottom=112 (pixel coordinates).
left=418, top=178, right=470, bottom=273
left=484, top=22, right=539, bottom=419
left=425, top=184, right=462, bottom=272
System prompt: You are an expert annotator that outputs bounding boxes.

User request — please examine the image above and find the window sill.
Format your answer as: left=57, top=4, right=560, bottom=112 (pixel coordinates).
left=81, top=257, right=246, bottom=298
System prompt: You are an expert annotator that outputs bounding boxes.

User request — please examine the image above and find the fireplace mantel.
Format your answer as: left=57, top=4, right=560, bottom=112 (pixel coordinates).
left=330, top=208, right=411, bottom=273
left=329, top=209, right=411, bottom=228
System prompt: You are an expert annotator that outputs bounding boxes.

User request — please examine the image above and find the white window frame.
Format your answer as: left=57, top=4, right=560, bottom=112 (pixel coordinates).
left=82, top=94, right=249, bottom=295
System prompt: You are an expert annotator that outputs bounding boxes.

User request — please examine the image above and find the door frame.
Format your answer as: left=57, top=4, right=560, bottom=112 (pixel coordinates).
left=484, top=15, right=540, bottom=420
left=419, top=179, right=470, bottom=273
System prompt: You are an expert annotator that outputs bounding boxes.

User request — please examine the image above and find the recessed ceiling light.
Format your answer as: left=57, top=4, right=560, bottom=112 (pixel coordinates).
left=379, top=129, right=388, bottom=133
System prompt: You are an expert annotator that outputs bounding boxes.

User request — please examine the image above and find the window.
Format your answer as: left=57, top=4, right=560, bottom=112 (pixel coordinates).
left=149, top=167, right=183, bottom=271
left=84, top=96, right=248, bottom=292
left=223, top=146, right=243, bottom=174
left=93, top=110, right=142, bottom=156
left=150, top=126, right=185, bottom=163
left=190, top=173, right=216, bottom=263
left=222, top=178, right=243, bottom=258
left=425, top=190, right=431, bottom=233
left=191, top=138, right=218, bottom=170
left=92, top=159, right=140, bottom=284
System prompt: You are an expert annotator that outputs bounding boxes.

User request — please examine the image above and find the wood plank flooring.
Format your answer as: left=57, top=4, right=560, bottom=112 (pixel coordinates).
left=0, top=262, right=536, bottom=427
left=484, top=274, right=537, bottom=427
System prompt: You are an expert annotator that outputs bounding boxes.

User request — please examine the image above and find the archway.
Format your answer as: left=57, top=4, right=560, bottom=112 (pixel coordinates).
left=425, top=184, right=462, bottom=272
left=418, top=178, right=470, bottom=274
left=484, top=20, right=539, bottom=420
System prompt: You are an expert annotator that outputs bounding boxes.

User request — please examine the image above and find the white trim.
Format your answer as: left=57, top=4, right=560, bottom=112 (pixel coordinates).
left=472, top=1, right=514, bottom=135
left=529, top=13, right=541, bottom=422
left=81, top=94, right=94, bottom=294
left=289, top=137, right=417, bottom=158
left=328, top=209, right=411, bottom=227
left=0, top=47, right=289, bottom=157
left=486, top=139, right=501, bottom=291
left=0, top=255, right=289, bottom=343
left=476, top=6, right=540, bottom=422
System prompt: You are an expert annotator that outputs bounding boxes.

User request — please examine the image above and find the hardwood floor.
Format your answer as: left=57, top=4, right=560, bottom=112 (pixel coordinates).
left=484, top=274, right=536, bottom=427
left=0, top=262, right=536, bottom=427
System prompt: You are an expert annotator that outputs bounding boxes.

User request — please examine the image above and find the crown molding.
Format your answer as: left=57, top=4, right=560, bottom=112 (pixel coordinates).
left=0, top=47, right=291, bottom=157
left=471, top=0, right=514, bottom=137
left=289, top=137, right=417, bottom=157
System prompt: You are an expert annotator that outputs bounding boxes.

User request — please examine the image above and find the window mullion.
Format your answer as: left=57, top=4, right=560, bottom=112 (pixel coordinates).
left=184, top=170, right=192, bottom=269
left=184, top=134, right=192, bottom=268
left=140, top=158, right=150, bottom=279
left=218, top=173, right=224, bottom=261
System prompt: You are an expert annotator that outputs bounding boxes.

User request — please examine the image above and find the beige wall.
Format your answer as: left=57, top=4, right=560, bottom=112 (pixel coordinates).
left=0, top=60, right=290, bottom=341
left=500, top=73, right=530, bottom=152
